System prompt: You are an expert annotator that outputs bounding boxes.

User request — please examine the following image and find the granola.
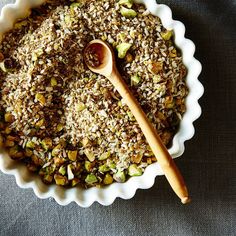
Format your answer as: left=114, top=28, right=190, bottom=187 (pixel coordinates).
left=0, top=0, right=188, bottom=187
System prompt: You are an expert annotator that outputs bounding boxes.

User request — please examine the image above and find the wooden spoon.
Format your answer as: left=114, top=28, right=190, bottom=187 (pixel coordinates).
left=84, top=39, right=191, bottom=204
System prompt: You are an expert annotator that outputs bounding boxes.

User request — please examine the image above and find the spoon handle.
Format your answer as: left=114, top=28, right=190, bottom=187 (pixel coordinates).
left=109, top=70, right=190, bottom=204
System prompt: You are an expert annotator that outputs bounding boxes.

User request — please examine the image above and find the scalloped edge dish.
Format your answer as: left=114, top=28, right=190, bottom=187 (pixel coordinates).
left=0, top=0, right=203, bottom=207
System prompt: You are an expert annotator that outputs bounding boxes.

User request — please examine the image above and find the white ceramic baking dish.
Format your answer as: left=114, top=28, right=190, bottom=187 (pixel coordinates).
left=0, top=0, right=203, bottom=207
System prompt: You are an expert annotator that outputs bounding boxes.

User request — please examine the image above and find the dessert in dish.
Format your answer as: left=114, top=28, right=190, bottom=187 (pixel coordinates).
left=0, top=0, right=188, bottom=188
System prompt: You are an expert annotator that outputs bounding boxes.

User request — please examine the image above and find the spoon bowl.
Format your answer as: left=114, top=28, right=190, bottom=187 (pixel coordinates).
left=84, top=40, right=115, bottom=77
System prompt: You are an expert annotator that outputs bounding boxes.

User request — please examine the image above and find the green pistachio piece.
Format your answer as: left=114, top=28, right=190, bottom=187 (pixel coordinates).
left=54, top=174, right=68, bottom=186
left=26, top=140, right=35, bottom=149
left=85, top=161, right=93, bottom=172
left=41, top=137, right=53, bottom=150
left=99, top=151, right=111, bottom=161
left=50, top=78, right=57, bottom=86
left=103, top=173, right=113, bottom=185
left=35, top=93, right=46, bottom=105
left=161, top=30, right=173, bottom=41
left=116, top=43, right=132, bottom=59
left=52, top=144, right=62, bottom=156
left=70, top=2, right=83, bottom=9
left=68, top=150, right=78, bottom=161
left=108, top=162, right=116, bottom=170
left=85, top=174, right=98, bottom=184
left=113, top=171, right=126, bottom=183
left=128, top=164, right=143, bottom=176
left=43, top=174, right=53, bottom=184
left=59, top=166, right=66, bottom=176
left=71, top=178, right=80, bottom=187
left=98, top=164, right=110, bottom=173
left=131, top=74, right=141, bottom=84
left=153, top=75, right=162, bottom=83
left=84, top=149, right=95, bottom=162
left=76, top=102, right=86, bottom=112
left=118, top=0, right=133, bottom=8
left=120, top=6, right=137, bottom=18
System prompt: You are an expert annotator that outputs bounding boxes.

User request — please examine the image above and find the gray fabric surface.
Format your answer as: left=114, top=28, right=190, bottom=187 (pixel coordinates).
left=0, top=0, right=236, bottom=236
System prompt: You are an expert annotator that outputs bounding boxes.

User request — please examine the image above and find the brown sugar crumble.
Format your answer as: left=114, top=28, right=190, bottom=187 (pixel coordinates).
left=0, top=0, right=188, bottom=187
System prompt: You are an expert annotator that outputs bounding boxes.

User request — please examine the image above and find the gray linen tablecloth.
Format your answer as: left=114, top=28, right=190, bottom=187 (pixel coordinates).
left=0, top=1, right=235, bottom=236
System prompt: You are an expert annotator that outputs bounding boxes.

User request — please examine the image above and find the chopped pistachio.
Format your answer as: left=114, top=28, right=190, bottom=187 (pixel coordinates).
left=98, top=164, right=110, bottom=173
left=71, top=178, right=80, bottom=187
left=127, top=111, right=135, bottom=121
left=42, top=174, right=53, bottom=184
left=50, top=78, right=57, bottom=86
left=169, top=48, right=177, bottom=58
left=117, top=32, right=126, bottom=42
left=52, top=144, right=62, bottom=156
left=70, top=2, right=83, bottom=9
left=101, top=35, right=107, bottom=41
left=103, top=173, right=113, bottom=185
left=54, top=174, right=68, bottom=186
left=113, top=171, right=126, bottom=183
left=76, top=102, right=86, bottom=112
left=64, top=15, right=72, bottom=25
left=85, top=173, right=98, bottom=184
left=118, top=0, right=133, bottom=8
left=131, top=153, right=143, bottom=164
left=130, top=30, right=136, bottom=39
left=128, top=164, right=142, bottom=176
left=56, top=123, right=64, bottom=132
left=147, top=158, right=152, bottom=164
left=35, top=118, right=45, bottom=128
left=165, top=96, right=175, bottom=108
left=26, top=140, right=35, bottom=149
left=108, top=161, right=116, bottom=170
left=68, top=150, right=77, bottom=161
left=148, top=61, right=163, bottom=74
left=116, top=43, right=132, bottom=59
left=85, top=161, right=93, bottom=172
left=67, top=164, right=74, bottom=180
left=161, top=30, right=173, bottom=41
left=120, top=6, right=137, bottom=18
left=53, top=44, right=60, bottom=51
left=84, top=149, right=95, bottom=162
left=99, top=151, right=111, bottom=161
left=35, top=93, right=46, bottom=105
left=54, top=157, right=65, bottom=166
left=59, top=166, right=66, bottom=175
left=131, top=74, right=141, bottom=84
left=125, top=53, right=133, bottom=63
left=4, top=113, right=14, bottom=123
left=81, top=137, right=90, bottom=147
left=153, top=75, right=162, bottom=83
left=14, top=20, right=28, bottom=29
left=41, top=137, right=53, bottom=150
